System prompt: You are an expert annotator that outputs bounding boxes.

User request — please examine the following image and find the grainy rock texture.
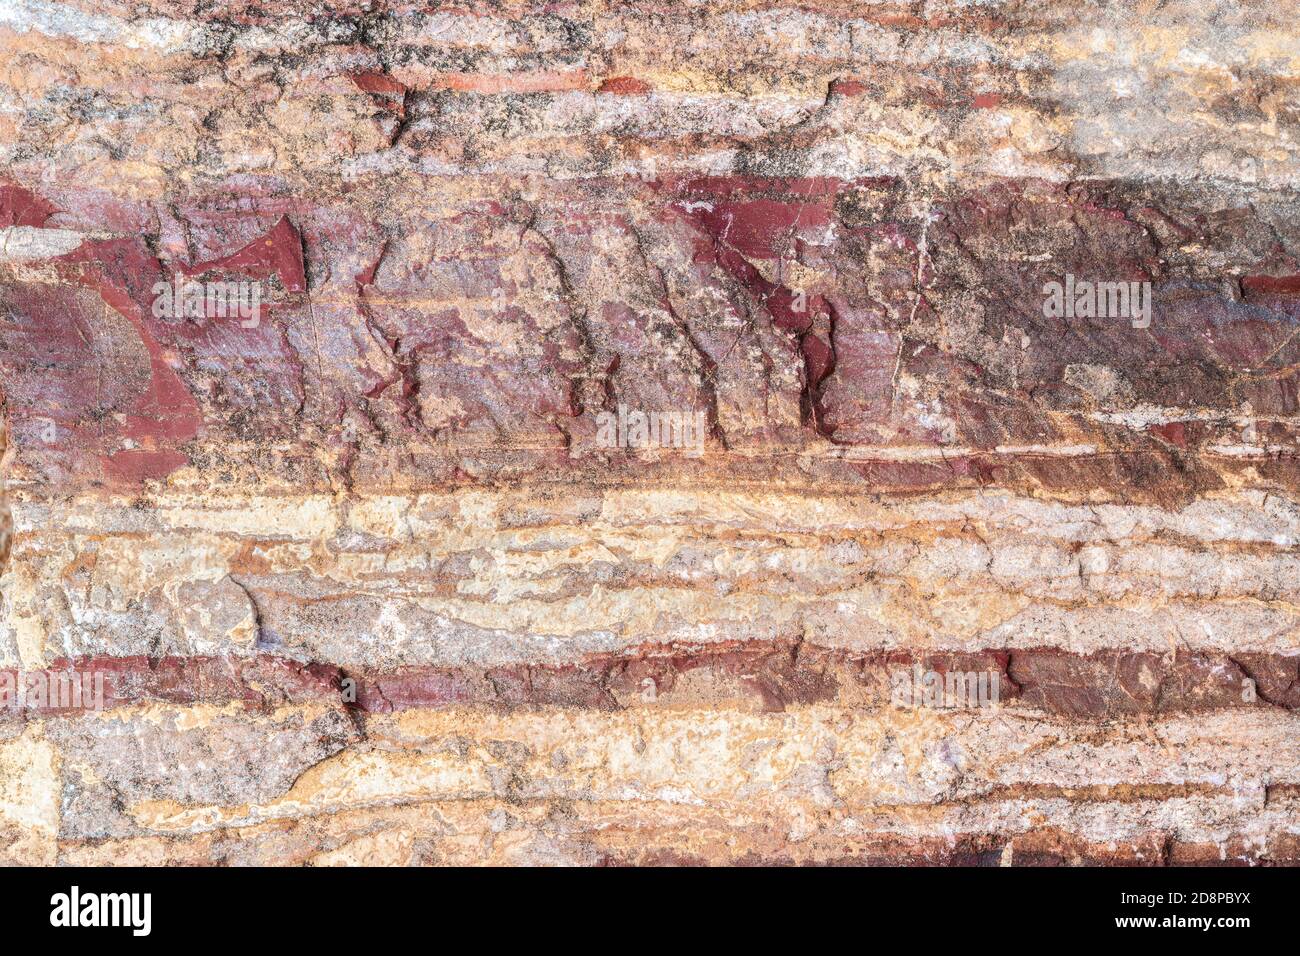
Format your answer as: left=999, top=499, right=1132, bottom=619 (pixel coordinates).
left=0, top=0, right=1297, bottom=865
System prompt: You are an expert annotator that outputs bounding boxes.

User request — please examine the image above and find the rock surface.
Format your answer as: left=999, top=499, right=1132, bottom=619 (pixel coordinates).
left=0, top=0, right=1297, bottom=865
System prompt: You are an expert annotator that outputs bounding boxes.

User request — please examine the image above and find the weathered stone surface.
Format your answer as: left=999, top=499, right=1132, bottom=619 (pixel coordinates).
left=0, top=0, right=1297, bottom=864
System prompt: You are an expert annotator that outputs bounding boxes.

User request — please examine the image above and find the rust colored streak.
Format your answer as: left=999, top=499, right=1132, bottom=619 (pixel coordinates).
left=182, top=215, right=307, bottom=293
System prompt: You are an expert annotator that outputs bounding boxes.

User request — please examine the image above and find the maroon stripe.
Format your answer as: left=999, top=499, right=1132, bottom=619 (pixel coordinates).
left=9, top=645, right=1293, bottom=716
left=4, top=177, right=1297, bottom=500
left=598, top=829, right=1300, bottom=867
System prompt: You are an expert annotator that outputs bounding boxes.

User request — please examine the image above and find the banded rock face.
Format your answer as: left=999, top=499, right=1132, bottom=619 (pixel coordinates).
left=0, top=0, right=1297, bottom=866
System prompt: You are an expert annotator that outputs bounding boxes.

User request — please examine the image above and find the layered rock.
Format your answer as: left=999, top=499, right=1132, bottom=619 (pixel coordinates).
left=0, top=0, right=1296, bottom=865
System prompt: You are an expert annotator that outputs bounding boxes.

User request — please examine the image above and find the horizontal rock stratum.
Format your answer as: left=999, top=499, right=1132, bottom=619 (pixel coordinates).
left=0, top=0, right=1297, bottom=866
